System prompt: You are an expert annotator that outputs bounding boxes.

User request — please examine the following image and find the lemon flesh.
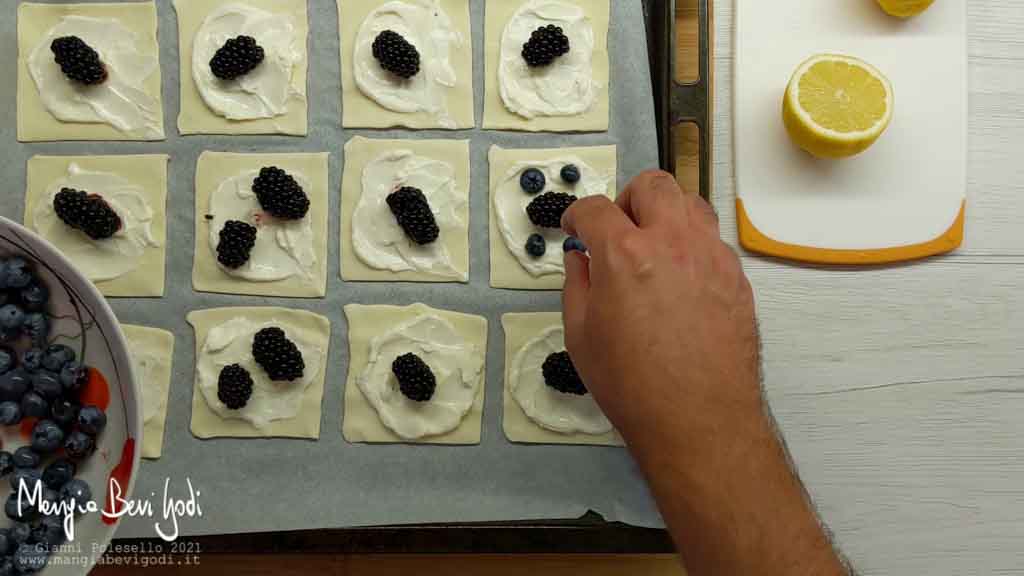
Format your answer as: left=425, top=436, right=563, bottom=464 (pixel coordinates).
left=782, top=54, right=894, bottom=159
left=877, top=0, right=936, bottom=18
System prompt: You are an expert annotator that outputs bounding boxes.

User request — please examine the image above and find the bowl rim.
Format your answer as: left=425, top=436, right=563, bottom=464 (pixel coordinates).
left=0, top=215, right=141, bottom=569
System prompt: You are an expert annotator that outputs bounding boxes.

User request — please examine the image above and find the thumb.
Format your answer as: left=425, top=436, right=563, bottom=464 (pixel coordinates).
left=562, top=249, right=591, bottom=350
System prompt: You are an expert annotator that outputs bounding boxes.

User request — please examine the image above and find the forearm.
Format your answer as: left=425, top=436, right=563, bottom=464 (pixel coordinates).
left=620, top=393, right=848, bottom=576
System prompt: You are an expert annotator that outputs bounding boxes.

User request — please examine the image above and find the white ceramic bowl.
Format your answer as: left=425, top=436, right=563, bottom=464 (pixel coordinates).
left=0, top=216, right=140, bottom=575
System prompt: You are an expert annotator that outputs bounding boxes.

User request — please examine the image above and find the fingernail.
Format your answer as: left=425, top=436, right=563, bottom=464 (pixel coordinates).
left=563, top=237, right=587, bottom=253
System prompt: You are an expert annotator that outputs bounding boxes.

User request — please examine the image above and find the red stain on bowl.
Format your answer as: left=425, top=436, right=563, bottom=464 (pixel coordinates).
left=19, top=417, right=38, bottom=440
left=79, top=367, right=110, bottom=410
left=103, top=438, right=135, bottom=526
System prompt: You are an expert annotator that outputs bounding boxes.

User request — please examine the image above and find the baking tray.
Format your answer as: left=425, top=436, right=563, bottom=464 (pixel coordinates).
left=0, top=0, right=711, bottom=556
left=647, top=0, right=712, bottom=201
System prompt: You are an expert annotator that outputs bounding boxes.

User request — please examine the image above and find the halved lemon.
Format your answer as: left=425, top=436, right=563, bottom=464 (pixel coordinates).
left=877, top=0, right=936, bottom=18
left=782, top=54, right=894, bottom=159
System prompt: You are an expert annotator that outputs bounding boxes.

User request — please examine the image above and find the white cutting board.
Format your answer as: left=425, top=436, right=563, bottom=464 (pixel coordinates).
left=733, top=0, right=967, bottom=264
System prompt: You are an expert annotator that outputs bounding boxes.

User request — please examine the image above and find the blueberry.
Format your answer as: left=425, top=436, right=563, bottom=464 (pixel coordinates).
left=31, top=515, right=65, bottom=546
left=0, top=452, right=12, bottom=477
left=18, top=283, right=48, bottom=313
left=13, top=447, right=40, bottom=469
left=560, top=164, right=581, bottom=184
left=5, top=493, right=38, bottom=523
left=42, top=345, right=74, bottom=372
left=0, top=369, right=30, bottom=403
left=50, top=399, right=79, bottom=429
left=4, top=259, right=32, bottom=290
left=21, top=348, right=44, bottom=372
left=0, top=402, right=21, bottom=426
left=0, top=529, right=10, bottom=556
left=77, top=405, right=107, bottom=436
left=525, top=233, right=547, bottom=258
left=0, top=305, right=25, bottom=331
left=63, top=430, right=94, bottom=460
left=60, top=478, right=93, bottom=512
left=9, top=523, right=30, bottom=546
left=59, top=361, right=87, bottom=395
left=20, top=391, right=49, bottom=419
left=9, top=469, right=42, bottom=493
left=22, top=313, right=48, bottom=348
left=30, top=420, right=64, bottom=454
left=42, top=459, right=75, bottom=490
left=0, top=347, right=13, bottom=375
left=12, top=543, right=48, bottom=574
left=31, top=371, right=62, bottom=401
left=563, top=236, right=587, bottom=253
left=520, top=168, right=546, bottom=194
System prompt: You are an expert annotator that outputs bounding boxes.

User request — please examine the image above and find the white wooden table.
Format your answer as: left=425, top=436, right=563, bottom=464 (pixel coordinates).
left=714, top=2, right=1024, bottom=573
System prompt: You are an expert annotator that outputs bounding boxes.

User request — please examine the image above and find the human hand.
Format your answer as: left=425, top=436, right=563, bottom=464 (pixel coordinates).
left=560, top=170, right=761, bottom=443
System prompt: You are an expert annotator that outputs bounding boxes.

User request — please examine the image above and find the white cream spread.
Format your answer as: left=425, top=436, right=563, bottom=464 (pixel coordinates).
left=33, top=164, right=160, bottom=283
left=127, top=342, right=167, bottom=426
left=511, top=325, right=612, bottom=435
left=499, top=0, right=598, bottom=119
left=206, top=169, right=316, bottom=283
left=192, top=3, right=305, bottom=120
left=27, top=15, right=163, bottom=139
left=357, top=315, right=483, bottom=440
left=197, top=318, right=323, bottom=429
left=354, top=0, right=462, bottom=128
left=353, top=150, right=466, bottom=279
left=495, top=156, right=609, bottom=276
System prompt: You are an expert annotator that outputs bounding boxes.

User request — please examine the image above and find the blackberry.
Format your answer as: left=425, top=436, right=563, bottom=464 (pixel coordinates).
left=216, top=220, right=257, bottom=269
left=0, top=453, right=11, bottom=478
left=522, top=25, right=570, bottom=68
left=216, top=364, right=253, bottom=410
left=386, top=186, right=440, bottom=245
left=525, top=233, right=547, bottom=258
left=520, top=168, right=546, bottom=194
left=252, top=167, right=310, bottom=220
left=53, top=188, right=121, bottom=240
left=526, top=192, right=577, bottom=228
left=372, top=30, right=421, bottom=79
left=542, top=351, right=588, bottom=396
left=252, top=327, right=304, bottom=382
left=391, top=353, right=436, bottom=402
left=51, top=36, right=107, bottom=85
left=209, top=35, right=265, bottom=80
left=560, top=164, right=581, bottom=184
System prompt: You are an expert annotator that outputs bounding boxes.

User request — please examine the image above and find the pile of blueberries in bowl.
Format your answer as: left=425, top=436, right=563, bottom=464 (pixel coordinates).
left=0, top=257, right=107, bottom=574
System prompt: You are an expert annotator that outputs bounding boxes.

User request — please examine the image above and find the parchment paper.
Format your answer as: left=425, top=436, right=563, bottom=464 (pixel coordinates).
left=0, top=0, right=664, bottom=536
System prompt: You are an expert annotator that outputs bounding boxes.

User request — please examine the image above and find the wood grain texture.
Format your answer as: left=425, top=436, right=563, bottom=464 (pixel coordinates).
left=673, top=0, right=711, bottom=194
left=717, top=1, right=1024, bottom=573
